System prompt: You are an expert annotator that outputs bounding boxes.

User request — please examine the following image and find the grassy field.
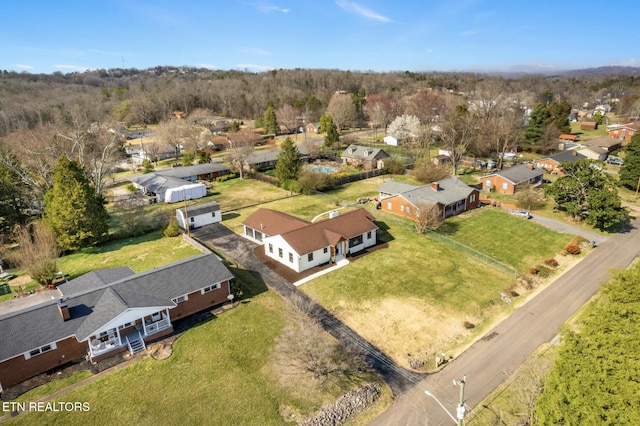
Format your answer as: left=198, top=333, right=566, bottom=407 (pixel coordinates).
left=7, top=266, right=388, bottom=426
left=4, top=229, right=388, bottom=424
left=437, top=208, right=571, bottom=272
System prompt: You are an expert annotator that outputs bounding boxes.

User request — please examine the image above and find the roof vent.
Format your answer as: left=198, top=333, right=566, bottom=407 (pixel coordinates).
left=329, top=210, right=340, bottom=219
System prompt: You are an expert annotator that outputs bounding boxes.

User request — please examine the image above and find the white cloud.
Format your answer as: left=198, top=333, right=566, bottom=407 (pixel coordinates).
left=246, top=47, right=271, bottom=56
left=14, top=64, right=34, bottom=69
left=54, top=64, right=89, bottom=72
left=613, top=58, right=638, bottom=66
left=256, top=3, right=290, bottom=13
left=336, top=0, right=391, bottom=22
left=236, top=63, right=275, bottom=71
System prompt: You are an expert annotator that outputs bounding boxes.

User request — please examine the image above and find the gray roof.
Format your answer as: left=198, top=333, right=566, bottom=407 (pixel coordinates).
left=245, top=149, right=280, bottom=165
left=483, top=164, right=544, bottom=185
left=155, top=163, right=229, bottom=179
left=58, top=267, right=135, bottom=298
left=341, top=144, right=389, bottom=161
left=177, top=201, right=220, bottom=217
left=393, top=178, right=476, bottom=206
left=378, top=180, right=421, bottom=195
left=129, top=173, right=189, bottom=193
left=540, top=151, right=587, bottom=164
left=0, top=254, right=234, bottom=362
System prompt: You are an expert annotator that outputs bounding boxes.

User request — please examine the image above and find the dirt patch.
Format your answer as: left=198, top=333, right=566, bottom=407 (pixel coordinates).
left=148, top=338, right=176, bottom=360
left=337, top=297, right=473, bottom=371
left=8, top=275, right=32, bottom=287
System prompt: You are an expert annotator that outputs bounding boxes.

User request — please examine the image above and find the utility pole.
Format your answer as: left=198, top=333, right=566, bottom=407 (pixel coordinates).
left=455, top=375, right=467, bottom=426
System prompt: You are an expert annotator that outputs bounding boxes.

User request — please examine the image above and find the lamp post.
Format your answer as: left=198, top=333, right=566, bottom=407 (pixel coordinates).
left=424, top=375, right=467, bottom=426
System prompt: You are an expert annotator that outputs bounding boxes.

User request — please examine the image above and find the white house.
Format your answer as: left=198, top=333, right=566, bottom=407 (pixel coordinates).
left=176, top=201, right=221, bottom=230
left=383, top=135, right=400, bottom=146
left=244, top=208, right=378, bottom=273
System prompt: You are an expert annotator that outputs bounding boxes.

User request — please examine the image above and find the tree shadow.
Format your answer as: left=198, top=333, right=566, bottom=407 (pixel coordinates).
left=435, top=221, right=460, bottom=236
left=374, top=220, right=395, bottom=243
left=221, top=212, right=240, bottom=221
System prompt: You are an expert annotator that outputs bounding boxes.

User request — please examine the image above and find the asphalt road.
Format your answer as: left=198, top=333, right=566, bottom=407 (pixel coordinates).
left=371, top=216, right=640, bottom=425
left=529, top=214, right=608, bottom=245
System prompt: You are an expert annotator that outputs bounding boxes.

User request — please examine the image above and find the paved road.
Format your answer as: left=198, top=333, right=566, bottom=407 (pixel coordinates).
left=371, top=216, right=640, bottom=425
left=191, top=224, right=423, bottom=395
left=529, top=214, right=608, bottom=245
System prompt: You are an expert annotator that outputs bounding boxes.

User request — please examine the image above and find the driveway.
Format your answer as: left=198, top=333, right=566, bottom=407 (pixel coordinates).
left=371, top=216, right=640, bottom=425
left=530, top=214, right=608, bottom=245
left=191, top=224, right=423, bottom=395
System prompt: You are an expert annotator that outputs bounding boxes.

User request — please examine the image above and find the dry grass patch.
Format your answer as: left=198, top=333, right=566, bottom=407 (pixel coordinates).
left=335, top=296, right=478, bottom=372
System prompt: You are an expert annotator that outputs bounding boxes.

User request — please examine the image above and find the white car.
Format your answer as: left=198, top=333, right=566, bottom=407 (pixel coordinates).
left=509, top=209, right=532, bottom=219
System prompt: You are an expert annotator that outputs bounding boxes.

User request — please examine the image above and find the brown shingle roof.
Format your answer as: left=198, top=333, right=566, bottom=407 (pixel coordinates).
left=242, top=208, right=310, bottom=237
left=279, top=209, right=377, bottom=255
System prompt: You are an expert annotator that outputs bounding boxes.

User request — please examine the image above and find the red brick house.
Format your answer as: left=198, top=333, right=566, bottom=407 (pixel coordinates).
left=607, top=122, right=639, bottom=140
left=0, top=254, right=234, bottom=390
left=378, top=177, right=480, bottom=219
left=535, top=150, right=587, bottom=175
left=479, top=164, right=544, bottom=194
left=341, top=144, right=390, bottom=170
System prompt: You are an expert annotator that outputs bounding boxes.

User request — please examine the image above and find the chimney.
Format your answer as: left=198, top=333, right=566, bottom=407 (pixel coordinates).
left=571, top=150, right=577, bottom=156
left=431, top=182, right=440, bottom=191
left=527, top=163, right=534, bottom=170
left=58, top=300, right=70, bottom=321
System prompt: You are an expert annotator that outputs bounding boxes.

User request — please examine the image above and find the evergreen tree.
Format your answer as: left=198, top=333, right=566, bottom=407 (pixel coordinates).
left=548, top=100, right=572, bottom=134
left=263, top=105, right=278, bottom=135
left=275, top=137, right=301, bottom=184
left=536, top=264, right=640, bottom=424
left=43, top=157, right=109, bottom=252
left=324, top=121, right=340, bottom=149
left=619, top=133, right=640, bottom=189
left=319, top=114, right=334, bottom=134
left=0, top=163, right=30, bottom=238
left=523, top=103, right=551, bottom=150
left=544, top=159, right=626, bottom=229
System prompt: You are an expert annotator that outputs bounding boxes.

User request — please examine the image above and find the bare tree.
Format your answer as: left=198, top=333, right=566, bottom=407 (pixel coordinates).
left=326, top=92, right=358, bottom=131
left=154, top=120, right=196, bottom=159
left=412, top=159, right=451, bottom=184
left=405, top=90, right=447, bottom=124
left=413, top=200, right=444, bottom=234
left=226, top=129, right=259, bottom=179
left=478, top=108, right=525, bottom=169
left=276, top=104, right=301, bottom=133
left=439, top=106, right=478, bottom=175
left=365, top=94, right=403, bottom=140
left=12, top=221, right=60, bottom=285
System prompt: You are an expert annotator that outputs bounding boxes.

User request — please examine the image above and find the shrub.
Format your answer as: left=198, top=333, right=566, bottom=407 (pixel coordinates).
left=529, top=267, right=540, bottom=275
left=565, top=244, right=581, bottom=255
left=545, top=258, right=559, bottom=267
left=510, top=290, right=520, bottom=297
left=463, top=321, right=475, bottom=329
left=163, top=217, right=182, bottom=238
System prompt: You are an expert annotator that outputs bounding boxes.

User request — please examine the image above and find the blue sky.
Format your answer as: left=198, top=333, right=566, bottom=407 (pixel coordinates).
left=2, top=0, right=639, bottom=74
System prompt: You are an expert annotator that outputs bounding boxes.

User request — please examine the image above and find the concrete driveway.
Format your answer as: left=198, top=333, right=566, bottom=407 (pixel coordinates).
left=529, top=214, right=608, bottom=245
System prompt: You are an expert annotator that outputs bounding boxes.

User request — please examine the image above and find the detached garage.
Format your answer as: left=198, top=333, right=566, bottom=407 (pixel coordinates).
left=176, top=201, right=221, bottom=230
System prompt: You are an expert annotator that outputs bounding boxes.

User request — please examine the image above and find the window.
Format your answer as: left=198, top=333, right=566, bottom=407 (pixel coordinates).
left=406, top=206, right=411, bottom=214
left=202, top=283, right=221, bottom=294
left=323, top=247, right=328, bottom=254
left=278, top=248, right=283, bottom=258
left=484, top=179, right=492, bottom=187
left=349, top=235, right=363, bottom=248
left=118, top=322, right=134, bottom=330
left=501, top=182, right=508, bottom=190
left=308, top=253, right=314, bottom=262
left=25, top=342, right=57, bottom=359
left=289, top=252, right=293, bottom=263
left=268, top=243, right=273, bottom=254
left=172, top=294, right=189, bottom=304
left=190, top=217, right=194, bottom=222
left=211, top=211, right=216, bottom=217
left=367, top=231, right=372, bottom=239
left=470, top=194, right=476, bottom=203
left=387, top=202, right=392, bottom=210
left=400, top=205, right=405, bottom=212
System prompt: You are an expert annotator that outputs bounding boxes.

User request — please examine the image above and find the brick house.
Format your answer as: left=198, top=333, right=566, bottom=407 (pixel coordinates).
left=378, top=178, right=480, bottom=219
left=479, top=164, right=544, bottom=194
left=607, top=122, right=639, bottom=141
left=535, top=150, right=587, bottom=175
left=0, top=254, right=234, bottom=390
left=341, top=144, right=390, bottom=170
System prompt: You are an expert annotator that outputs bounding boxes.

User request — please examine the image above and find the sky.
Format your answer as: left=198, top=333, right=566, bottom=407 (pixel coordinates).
left=2, top=0, right=639, bottom=75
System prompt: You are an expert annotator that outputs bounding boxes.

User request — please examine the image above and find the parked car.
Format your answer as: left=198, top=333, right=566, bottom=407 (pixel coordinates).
left=508, top=209, right=532, bottom=219
left=606, top=157, right=624, bottom=166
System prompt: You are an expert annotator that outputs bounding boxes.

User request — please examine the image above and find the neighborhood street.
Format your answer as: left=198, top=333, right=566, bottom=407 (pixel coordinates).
left=371, top=216, right=640, bottom=425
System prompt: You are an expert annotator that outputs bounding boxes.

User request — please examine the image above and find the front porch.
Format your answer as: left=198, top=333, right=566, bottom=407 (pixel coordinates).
left=87, top=309, right=173, bottom=359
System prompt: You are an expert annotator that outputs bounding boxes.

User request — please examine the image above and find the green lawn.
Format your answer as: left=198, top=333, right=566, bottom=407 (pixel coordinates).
left=437, top=208, right=572, bottom=272
left=7, top=275, right=386, bottom=426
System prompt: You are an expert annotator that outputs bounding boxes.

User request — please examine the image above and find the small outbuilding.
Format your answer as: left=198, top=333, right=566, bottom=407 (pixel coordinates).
left=176, top=201, right=221, bottom=230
